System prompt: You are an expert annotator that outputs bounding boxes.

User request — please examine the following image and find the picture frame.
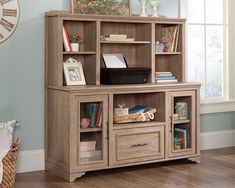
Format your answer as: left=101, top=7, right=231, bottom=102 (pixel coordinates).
left=102, top=53, right=128, bottom=68
left=71, top=0, right=131, bottom=16
left=63, top=58, right=86, bottom=85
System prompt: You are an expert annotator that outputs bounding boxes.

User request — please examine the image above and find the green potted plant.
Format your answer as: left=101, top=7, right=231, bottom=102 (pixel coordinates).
left=70, top=33, right=82, bottom=52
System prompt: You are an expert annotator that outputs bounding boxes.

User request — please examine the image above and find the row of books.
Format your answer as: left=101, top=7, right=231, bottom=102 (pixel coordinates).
left=174, top=125, right=191, bottom=150
left=100, top=34, right=135, bottom=42
left=160, top=25, right=179, bottom=52
left=82, top=103, right=103, bottom=128
left=155, top=72, right=178, bottom=83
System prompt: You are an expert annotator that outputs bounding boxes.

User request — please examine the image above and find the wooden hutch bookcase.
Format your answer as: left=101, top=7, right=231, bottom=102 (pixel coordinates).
left=45, top=11, right=200, bottom=182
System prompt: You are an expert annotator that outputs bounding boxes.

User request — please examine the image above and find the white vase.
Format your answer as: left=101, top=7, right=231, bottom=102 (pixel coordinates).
left=151, top=0, right=160, bottom=17
left=71, top=43, right=79, bottom=52
left=175, top=102, right=188, bottom=120
left=139, top=0, right=148, bottom=17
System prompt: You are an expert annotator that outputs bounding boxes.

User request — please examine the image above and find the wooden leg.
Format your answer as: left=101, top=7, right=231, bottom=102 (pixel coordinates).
left=68, top=172, right=86, bottom=182
left=188, top=156, right=200, bottom=164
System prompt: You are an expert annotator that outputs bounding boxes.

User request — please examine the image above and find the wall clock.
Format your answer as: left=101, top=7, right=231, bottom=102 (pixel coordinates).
left=0, top=0, right=20, bottom=43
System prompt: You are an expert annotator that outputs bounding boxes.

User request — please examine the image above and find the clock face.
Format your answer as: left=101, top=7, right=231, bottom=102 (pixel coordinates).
left=0, top=0, right=20, bottom=43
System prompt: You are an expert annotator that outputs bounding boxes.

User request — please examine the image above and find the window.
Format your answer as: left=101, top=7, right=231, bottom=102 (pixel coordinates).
left=181, top=0, right=228, bottom=101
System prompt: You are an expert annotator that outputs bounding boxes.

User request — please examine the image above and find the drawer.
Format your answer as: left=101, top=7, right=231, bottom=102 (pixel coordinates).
left=111, top=126, right=165, bottom=165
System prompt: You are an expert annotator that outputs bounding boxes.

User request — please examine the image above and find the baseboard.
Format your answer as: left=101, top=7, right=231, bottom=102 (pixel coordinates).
left=16, top=149, right=44, bottom=173
left=16, top=130, right=235, bottom=173
left=200, top=129, right=235, bottom=150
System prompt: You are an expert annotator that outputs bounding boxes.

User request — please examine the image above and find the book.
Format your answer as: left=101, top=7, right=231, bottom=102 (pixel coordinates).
left=101, top=37, right=135, bottom=42
left=174, top=128, right=187, bottom=149
left=175, top=125, right=191, bottom=148
left=62, top=26, right=72, bottom=52
left=156, top=79, right=178, bottom=83
left=155, top=71, right=172, bottom=75
left=95, top=103, right=103, bottom=127
left=129, top=105, right=156, bottom=114
left=155, top=72, right=173, bottom=77
left=173, top=25, right=180, bottom=52
left=85, top=103, right=99, bottom=128
left=97, top=111, right=102, bottom=128
left=107, top=34, right=127, bottom=39
left=90, top=103, right=99, bottom=128
left=161, top=26, right=178, bottom=52
left=155, top=74, right=173, bottom=77
left=155, top=76, right=176, bottom=80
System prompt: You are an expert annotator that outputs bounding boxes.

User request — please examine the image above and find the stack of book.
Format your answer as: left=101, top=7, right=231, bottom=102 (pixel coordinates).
left=160, top=25, right=179, bottom=52
left=174, top=125, right=191, bottom=150
left=100, top=34, right=135, bottom=42
left=82, top=103, right=103, bottom=128
left=155, top=72, right=177, bottom=83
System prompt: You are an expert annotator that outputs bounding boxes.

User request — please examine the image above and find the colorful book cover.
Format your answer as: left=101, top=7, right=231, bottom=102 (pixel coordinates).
left=174, top=128, right=187, bottom=149
left=175, top=125, right=191, bottom=148
left=129, top=105, right=153, bottom=114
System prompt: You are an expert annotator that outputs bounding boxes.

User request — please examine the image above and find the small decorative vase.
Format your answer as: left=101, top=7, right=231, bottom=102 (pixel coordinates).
left=80, top=118, right=90, bottom=128
left=139, top=0, right=148, bottom=17
left=150, top=0, right=160, bottom=17
left=175, top=102, right=188, bottom=120
left=71, top=43, right=79, bottom=52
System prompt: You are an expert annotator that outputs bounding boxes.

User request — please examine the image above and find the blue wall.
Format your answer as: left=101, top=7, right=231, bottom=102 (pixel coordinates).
left=0, top=0, right=234, bottom=151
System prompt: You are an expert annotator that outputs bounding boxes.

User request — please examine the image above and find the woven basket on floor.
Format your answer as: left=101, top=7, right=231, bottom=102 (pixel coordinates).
left=0, top=138, right=20, bottom=188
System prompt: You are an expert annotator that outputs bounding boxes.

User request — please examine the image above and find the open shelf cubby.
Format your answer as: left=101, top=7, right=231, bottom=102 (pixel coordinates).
left=113, top=92, right=166, bottom=124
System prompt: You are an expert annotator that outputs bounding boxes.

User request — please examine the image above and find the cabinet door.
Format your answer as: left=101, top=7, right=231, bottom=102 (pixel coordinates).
left=72, top=95, right=108, bottom=170
left=111, top=126, right=165, bottom=165
left=168, top=91, right=196, bottom=157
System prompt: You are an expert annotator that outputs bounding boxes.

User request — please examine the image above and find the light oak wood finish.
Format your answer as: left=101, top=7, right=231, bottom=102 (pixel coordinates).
left=15, top=148, right=235, bottom=188
left=112, top=126, right=164, bottom=165
left=45, top=12, right=200, bottom=182
left=45, top=12, right=186, bottom=86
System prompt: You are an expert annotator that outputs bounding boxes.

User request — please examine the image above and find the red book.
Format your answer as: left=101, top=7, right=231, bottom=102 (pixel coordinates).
left=95, top=103, right=103, bottom=127
left=63, top=26, right=72, bottom=52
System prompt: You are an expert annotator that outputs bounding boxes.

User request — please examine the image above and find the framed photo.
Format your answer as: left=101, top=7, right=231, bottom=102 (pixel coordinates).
left=71, top=0, right=131, bottom=16
left=63, top=58, right=86, bottom=85
left=102, top=53, right=128, bottom=68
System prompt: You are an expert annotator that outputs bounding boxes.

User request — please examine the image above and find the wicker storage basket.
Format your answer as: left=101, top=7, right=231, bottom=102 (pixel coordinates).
left=0, top=138, right=20, bottom=188
left=114, top=112, right=154, bottom=124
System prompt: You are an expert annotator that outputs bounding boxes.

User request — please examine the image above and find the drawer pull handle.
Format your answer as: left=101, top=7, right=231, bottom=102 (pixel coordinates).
left=130, top=143, right=148, bottom=148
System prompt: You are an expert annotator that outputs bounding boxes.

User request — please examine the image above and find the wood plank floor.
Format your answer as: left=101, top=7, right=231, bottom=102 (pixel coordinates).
left=15, top=147, right=235, bottom=188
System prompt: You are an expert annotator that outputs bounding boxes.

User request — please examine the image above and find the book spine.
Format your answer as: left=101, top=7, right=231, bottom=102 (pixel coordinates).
left=63, top=26, right=71, bottom=52
left=156, top=79, right=177, bottom=83
left=90, top=103, right=98, bottom=128
left=155, top=76, right=176, bottom=80
left=174, top=25, right=180, bottom=52
left=155, top=74, right=173, bottom=77
left=95, top=103, right=103, bottom=127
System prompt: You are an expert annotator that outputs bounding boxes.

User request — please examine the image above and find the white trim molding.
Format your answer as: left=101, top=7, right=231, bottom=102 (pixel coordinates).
left=16, top=149, right=44, bottom=173
left=201, top=100, right=235, bottom=114
left=15, top=130, right=235, bottom=173
left=200, top=129, right=235, bottom=150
